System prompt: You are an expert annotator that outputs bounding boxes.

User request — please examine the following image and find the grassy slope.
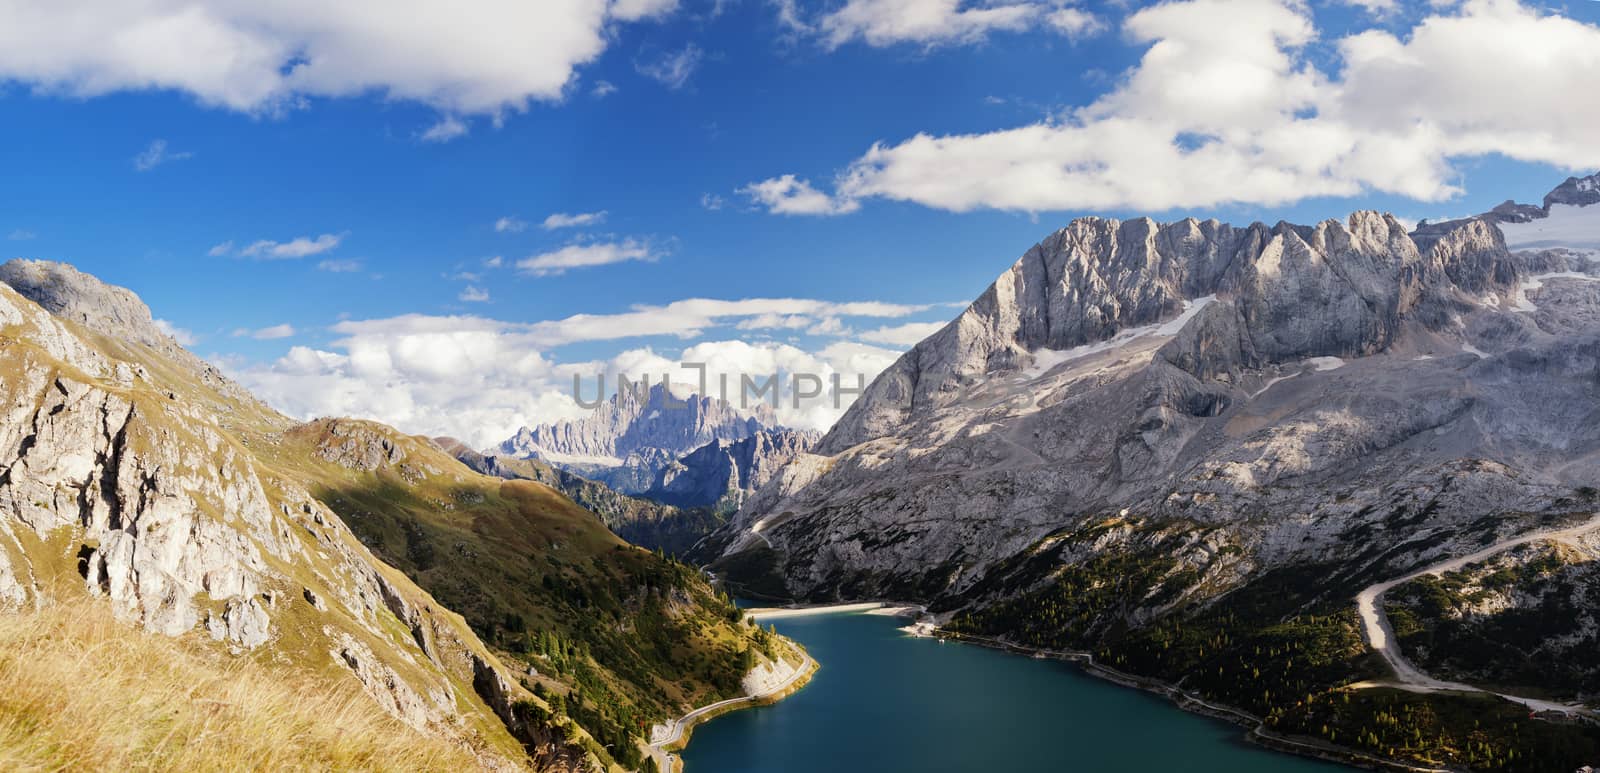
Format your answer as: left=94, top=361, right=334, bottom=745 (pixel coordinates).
left=0, top=298, right=566, bottom=770
left=440, top=443, right=725, bottom=557
left=0, top=600, right=480, bottom=772
left=278, top=420, right=782, bottom=771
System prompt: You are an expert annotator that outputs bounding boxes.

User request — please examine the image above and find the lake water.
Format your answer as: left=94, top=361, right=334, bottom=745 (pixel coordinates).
left=678, top=611, right=1347, bottom=773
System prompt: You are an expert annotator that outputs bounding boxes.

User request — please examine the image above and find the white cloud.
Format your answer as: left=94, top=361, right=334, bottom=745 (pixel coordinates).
left=591, top=79, right=618, bottom=98
left=233, top=320, right=910, bottom=447
left=1046, top=7, right=1104, bottom=40
left=700, top=192, right=725, bottom=211
left=610, top=0, right=679, bottom=21
left=809, top=0, right=1102, bottom=48
left=213, top=233, right=344, bottom=259
left=750, top=0, right=1600, bottom=214
left=459, top=285, right=491, bottom=302
left=517, top=239, right=656, bottom=276
left=857, top=320, right=945, bottom=346
left=0, top=1, right=679, bottom=116
left=317, top=258, right=363, bottom=272
left=484, top=255, right=504, bottom=268
left=541, top=211, right=608, bottom=230
left=153, top=318, right=198, bottom=346
left=133, top=139, right=193, bottom=171
left=494, top=216, right=529, bottom=233
left=636, top=44, right=703, bottom=89
left=740, top=174, right=861, bottom=215
left=7, top=229, right=36, bottom=241
left=820, top=0, right=1036, bottom=48
left=419, top=116, right=469, bottom=143
left=235, top=323, right=296, bottom=340
left=1339, top=0, right=1398, bottom=17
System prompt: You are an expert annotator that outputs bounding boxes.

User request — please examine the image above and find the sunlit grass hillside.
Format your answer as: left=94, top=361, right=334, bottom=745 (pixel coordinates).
left=0, top=602, right=485, bottom=772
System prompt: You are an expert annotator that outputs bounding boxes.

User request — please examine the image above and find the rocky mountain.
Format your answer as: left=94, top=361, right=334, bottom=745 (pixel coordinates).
left=703, top=177, right=1600, bottom=770
left=438, top=438, right=724, bottom=556
left=496, top=382, right=778, bottom=494
left=1415, top=172, right=1600, bottom=252
left=646, top=429, right=819, bottom=514
left=0, top=259, right=797, bottom=771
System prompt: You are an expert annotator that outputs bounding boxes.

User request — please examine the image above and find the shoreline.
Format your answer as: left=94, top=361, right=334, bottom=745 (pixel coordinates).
left=744, top=601, right=893, bottom=620
left=645, top=637, right=820, bottom=773
left=935, top=629, right=1449, bottom=773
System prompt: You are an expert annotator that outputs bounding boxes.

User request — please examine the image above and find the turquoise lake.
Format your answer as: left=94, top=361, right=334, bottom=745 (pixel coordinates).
left=678, top=611, right=1347, bottom=772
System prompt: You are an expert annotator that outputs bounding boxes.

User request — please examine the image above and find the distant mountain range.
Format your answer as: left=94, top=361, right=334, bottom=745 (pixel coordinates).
left=701, top=174, right=1600, bottom=771
left=645, top=429, right=818, bottom=514
left=495, top=382, right=780, bottom=494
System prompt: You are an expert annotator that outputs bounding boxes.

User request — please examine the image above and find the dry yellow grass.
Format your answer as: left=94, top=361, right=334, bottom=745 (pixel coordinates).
left=0, top=603, right=484, bottom=772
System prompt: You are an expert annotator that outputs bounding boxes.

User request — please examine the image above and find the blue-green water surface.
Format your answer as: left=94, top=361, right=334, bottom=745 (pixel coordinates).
left=679, top=611, right=1347, bottom=773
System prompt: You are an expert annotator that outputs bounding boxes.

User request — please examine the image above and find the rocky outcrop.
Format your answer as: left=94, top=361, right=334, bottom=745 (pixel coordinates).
left=0, top=265, right=579, bottom=769
left=496, top=382, right=778, bottom=494
left=647, top=429, right=818, bottom=513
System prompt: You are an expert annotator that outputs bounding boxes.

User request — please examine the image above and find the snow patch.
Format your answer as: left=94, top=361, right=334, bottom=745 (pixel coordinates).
left=1509, top=271, right=1600, bottom=313
left=1462, top=343, right=1489, bottom=359
left=1308, top=356, right=1345, bottom=372
left=1022, top=295, right=1217, bottom=379
left=532, top=450, right=624, bottom=466
left=1500, top=204, right=1600, bottom=251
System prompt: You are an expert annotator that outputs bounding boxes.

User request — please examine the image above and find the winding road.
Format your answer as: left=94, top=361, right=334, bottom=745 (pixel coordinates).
left=1353, top=513, right=1600, bottom=715
left=645, top=648, right=816, bottom=773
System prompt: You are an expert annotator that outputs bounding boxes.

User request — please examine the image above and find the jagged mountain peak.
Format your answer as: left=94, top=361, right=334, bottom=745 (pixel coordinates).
left=818, top=208, right=1485, bottom=455
left=496, top=380, right=783, bottom=493
left=1544, top=172, right=1600, bottom=209
left=0, top=259, right=170, bottom=349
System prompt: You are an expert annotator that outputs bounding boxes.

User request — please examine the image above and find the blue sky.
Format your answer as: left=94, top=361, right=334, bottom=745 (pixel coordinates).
left=1, top=0, right=1596, bottom=445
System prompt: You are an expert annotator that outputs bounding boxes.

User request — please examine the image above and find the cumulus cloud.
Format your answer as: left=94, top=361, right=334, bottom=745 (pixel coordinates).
left=819, top=0, right=1037, bottom=48
left=517, top=239, right=656, bottom=276
left=493, top=216, right=529, bottom=233
left=212, top=233, right=344, bottom=259
left=801, top=0, right=1104, bottom=49
left=541, top=211, right=608, bottom=230
left=459, top=285, right=491, bottom=302
left=230, top=297, right=930, bottom=446
left=610, top=0, right=680, bottom=21
left=418, top=116, right=469, bottom=143
left=0, top=1, right=679, bottom=116
left=857, top=320, right=946, bottom=346
left=153, top=318, right=198, bottom=346
left=1045, top=7, right=1104, bottom=39
left=235, top=323, right=296, bottom=340
left=748, top=0, right=1600, bottom=214
left=739, top=175, right=861, bottom=215
left=133, top=139, right=193, bottom=171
